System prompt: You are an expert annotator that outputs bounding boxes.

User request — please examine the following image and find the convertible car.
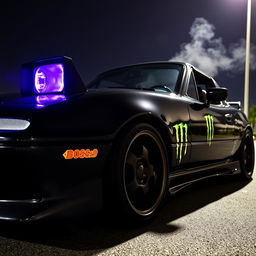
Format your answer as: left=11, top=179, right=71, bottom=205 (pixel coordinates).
left=0, top=56, right=254, bottom=222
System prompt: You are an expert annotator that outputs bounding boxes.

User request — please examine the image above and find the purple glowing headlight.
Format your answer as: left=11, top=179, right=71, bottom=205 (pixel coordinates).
left=34, top=63, right=64, bottom=93
left=21, top=56, right=85, bottom=96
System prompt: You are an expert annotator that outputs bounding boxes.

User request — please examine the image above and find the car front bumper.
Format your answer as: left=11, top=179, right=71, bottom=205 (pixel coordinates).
left=0, top=136, right=111, bottom=221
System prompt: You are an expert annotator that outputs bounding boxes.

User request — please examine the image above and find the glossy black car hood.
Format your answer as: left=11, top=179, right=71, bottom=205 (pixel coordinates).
left=0, top=89, right=181, bottom=139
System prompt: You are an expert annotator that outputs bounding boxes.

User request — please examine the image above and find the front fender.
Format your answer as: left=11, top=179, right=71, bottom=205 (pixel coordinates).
left=29, top=90, right=186, bottom=140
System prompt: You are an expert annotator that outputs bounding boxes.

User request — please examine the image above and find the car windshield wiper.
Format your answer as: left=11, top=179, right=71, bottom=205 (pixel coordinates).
left=105, top=86, right=174, bottom=93
left=106, top=87, right=155, bottom=91
left=106, top=86, right=133, bottom=89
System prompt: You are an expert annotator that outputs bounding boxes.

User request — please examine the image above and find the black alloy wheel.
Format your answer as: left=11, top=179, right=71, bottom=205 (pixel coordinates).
left=107, top=123, right=169, bottom=222
left=239, top=129, right=254, bottom=180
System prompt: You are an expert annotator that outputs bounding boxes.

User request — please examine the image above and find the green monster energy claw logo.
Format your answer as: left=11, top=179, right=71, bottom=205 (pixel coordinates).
left=173, top=122, right=188, bottom=163
left=204, top=115, right=214, bottom=145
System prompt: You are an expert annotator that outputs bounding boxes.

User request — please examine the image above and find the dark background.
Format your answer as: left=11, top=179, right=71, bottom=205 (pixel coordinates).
left=0, top=0, right=255, bottom=106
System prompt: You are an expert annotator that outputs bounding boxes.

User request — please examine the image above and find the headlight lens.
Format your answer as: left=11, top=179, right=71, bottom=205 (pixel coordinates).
left=34, top=63, right=64, bottom=93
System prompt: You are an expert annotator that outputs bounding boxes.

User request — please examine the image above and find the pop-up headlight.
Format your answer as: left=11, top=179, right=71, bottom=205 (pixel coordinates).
left=21, top=56, right=85, bottom=95
left=34, top=64, right=64, bottom=93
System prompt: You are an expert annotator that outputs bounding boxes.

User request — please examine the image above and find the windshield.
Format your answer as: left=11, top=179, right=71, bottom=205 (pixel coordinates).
left=88, top=64, right=183, bottom=93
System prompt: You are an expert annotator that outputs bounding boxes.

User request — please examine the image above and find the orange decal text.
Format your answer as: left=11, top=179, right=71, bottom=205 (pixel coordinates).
left=63, top=149, right=98, bottom=159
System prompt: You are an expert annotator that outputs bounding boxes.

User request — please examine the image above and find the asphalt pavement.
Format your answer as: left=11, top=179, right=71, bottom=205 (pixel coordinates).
left=0, top=152, right=256, bottom=255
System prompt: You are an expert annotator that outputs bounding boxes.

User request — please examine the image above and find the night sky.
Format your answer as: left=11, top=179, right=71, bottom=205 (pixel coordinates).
left=0, top=0, right=255, bottom=107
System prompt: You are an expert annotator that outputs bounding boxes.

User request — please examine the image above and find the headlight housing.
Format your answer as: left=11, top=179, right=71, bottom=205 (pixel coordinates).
left=20, top=56, right=85, bottom=95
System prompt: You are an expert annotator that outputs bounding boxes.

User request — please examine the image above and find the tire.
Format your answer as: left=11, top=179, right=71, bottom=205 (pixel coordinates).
left=239, top=129, right=254, bottom=180
left=105, top=123, right=169, bottom=223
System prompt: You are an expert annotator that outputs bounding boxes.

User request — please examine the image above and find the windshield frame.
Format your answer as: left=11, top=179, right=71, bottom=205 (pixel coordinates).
left=87, top=62, right=185, bottom=94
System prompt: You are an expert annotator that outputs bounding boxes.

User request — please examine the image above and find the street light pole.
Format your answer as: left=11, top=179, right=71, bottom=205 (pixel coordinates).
left=244, top=0, right=252, bottom=117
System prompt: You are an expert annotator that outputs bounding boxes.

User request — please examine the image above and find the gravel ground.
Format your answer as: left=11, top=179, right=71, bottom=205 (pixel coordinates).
left=0, top=154, right=256, bottom=255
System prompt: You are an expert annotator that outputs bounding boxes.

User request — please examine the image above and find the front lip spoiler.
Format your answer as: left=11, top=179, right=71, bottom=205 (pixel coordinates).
left=0, top=198, right=46, bottom=222
left=0, top=177, right=104, bottom=222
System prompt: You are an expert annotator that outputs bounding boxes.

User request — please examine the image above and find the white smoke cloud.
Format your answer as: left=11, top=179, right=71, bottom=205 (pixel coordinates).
left=170, top=17, right=256, bottom=76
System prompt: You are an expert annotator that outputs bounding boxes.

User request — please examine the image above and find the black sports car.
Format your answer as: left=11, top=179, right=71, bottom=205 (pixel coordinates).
left=0, top=56, right=254, bottom=222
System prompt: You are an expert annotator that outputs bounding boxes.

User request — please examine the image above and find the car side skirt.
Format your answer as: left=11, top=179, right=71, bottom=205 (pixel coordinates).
left=169, top=160, right=241, bottom=194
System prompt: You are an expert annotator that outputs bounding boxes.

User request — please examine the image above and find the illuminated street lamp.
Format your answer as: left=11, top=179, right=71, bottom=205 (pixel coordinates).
left=244, top=0, right=252, bottom=116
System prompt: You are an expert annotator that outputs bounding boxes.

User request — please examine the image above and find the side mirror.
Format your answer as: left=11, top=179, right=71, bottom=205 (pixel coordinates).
left=228, top=101, right=241, bottom=110
left=207, top=88, right=228, bottom=103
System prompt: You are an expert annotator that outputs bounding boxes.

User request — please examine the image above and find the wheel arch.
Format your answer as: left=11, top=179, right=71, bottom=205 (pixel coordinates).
left=238, top=126, right=255, bottom=179
left=245, top=125, right=253, bottom=136
left=109, top=113, right=173, bottom=175
left=233, top=124, right=254, bottom=168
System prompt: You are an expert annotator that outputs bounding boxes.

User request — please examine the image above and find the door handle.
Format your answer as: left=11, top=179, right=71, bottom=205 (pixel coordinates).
left=225, top=113, right=233, bottom=121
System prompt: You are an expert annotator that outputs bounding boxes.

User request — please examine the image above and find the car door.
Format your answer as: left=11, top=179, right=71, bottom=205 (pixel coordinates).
left=186, top=68, right=236, bottom=164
